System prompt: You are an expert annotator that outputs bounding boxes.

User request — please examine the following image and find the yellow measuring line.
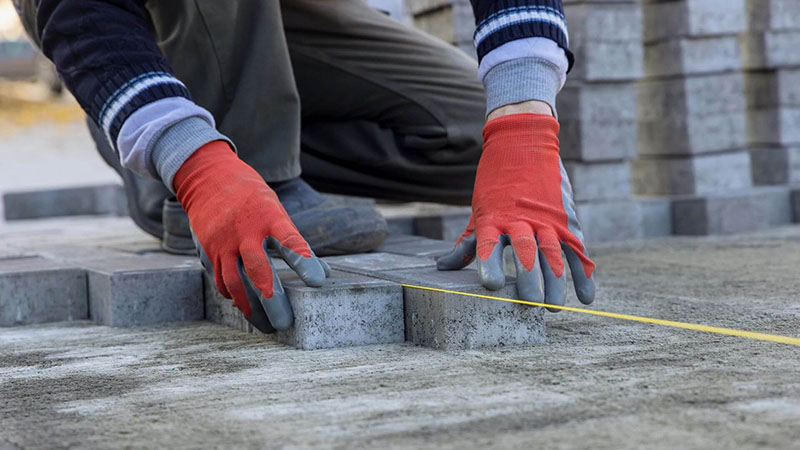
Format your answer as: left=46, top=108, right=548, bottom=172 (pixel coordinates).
left=401, top=283, right=800, bottom=347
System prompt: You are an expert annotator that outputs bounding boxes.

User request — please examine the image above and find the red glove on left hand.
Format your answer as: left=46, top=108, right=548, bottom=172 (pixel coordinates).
left=175, top=141, right=327, bottom=330
left=437, top=113, right=595, bottom=310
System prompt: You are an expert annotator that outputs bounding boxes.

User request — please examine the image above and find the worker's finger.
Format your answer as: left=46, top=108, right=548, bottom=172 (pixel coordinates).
left=221, top=256, right=251, bottom=317
left=240, top=238, right=275, bottom=298
left=258, top=263, right=293, bottom=330
left=319, top=259, right=331, bottom=277
left=513, top=245, right=544, bottom=302
left=477, top=235, right=507, bottom=291
left=193, top=233, right=213, bottom=276
left=268, top=236, right=326, bottom=287
left=539, top=248, right=566, bottom=312
left=240, top=237, right=294, bottom=330
left=436, top=234, right=476, bottom=271
left=235, top=258, right=274, bottom=334
left=507, top=222, right=536, bottom=271
left=213, top=254, right=230, bottom=300
left=563, top=243, right=596, bottom=305
left=536, top=231, right=566, bottom=312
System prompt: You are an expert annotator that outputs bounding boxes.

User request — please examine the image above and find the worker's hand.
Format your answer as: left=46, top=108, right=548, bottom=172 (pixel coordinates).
left=174, top=141, right=328, bottom=331
left=437, top=113, right=596, bottom=310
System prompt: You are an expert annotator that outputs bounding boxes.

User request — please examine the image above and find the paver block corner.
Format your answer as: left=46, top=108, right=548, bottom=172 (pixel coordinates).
left=390, top=267, right=545, bottom=350
left=0, top=257, right=87, bottom=326
left=277, top=270, right=404, bottom=350
left=84, top=255, right=204, bottom=327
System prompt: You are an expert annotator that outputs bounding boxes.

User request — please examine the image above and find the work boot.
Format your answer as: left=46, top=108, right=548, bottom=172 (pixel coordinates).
left=87, top=118, right=387, bottom=255
left=87, top=118, right=173, bottom=242
left=272, top=177, right=388, bottom=255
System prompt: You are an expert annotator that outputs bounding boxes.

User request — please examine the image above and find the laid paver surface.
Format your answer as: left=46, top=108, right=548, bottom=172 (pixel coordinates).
left=1, top=217, right=799, bottom=448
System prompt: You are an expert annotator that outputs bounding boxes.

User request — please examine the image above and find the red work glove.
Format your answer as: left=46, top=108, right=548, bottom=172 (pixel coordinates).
left=437, top=113, right=596, bottom=310
left=174, top=141, right=327, bottom=331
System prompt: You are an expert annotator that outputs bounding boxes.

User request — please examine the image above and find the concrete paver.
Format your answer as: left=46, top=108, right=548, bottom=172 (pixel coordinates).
left=277, top=271, right=404, bottom=350
left=3, top=221, right=800, bottom=448
left=0, top=256, right=87, bottom=326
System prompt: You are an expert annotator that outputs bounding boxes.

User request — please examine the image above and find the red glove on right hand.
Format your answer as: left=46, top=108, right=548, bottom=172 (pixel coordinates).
left=174, top=141, right=327, bottom=330
left=437, top=114, right=595, bottom=310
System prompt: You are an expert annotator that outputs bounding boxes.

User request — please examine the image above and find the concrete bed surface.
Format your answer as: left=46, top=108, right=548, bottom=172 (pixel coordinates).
left=3, top=224, right=800, bottom=449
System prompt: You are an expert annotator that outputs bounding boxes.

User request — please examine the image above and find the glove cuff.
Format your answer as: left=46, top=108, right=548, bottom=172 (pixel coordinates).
left=173, top=140, right=238, bottom=199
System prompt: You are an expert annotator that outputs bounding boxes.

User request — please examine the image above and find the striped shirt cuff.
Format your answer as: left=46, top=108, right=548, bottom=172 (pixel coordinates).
left=473, top=2, right=573, bottom=70
left=93, top=68, right=192, bottom=150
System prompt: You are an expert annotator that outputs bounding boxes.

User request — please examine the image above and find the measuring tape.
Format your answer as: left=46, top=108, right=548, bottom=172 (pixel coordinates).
left=401, top=283, right=800, bottom=347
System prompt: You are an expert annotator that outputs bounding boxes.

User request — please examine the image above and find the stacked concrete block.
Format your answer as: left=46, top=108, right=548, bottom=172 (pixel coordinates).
left=559, top=1, right=645, bottom=241
left=742, top=1, right=800, bottom=187
left=671, top=185, right=792, bottom=235
left=632, top=0, right=792, bottom=235
left=405, top=0, right=475, bottom=56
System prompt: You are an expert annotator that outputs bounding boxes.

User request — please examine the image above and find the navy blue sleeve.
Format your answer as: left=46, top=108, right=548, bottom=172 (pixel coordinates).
left=469, top=0, right=573, bottom=70
left=35, top=0, right=192, bottom=146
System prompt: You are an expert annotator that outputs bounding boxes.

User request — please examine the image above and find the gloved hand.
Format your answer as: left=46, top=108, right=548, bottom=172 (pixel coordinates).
left=437, top=113, right=596, bottom=310
left=174, top=140, right=328, bottom=331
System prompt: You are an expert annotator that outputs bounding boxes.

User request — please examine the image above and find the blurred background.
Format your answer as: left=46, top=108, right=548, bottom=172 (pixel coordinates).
left=1, top=0, right=798, bottom=242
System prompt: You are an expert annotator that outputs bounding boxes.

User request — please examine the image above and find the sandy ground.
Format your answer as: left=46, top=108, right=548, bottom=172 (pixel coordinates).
left=1, top=225, right=799, bottom=449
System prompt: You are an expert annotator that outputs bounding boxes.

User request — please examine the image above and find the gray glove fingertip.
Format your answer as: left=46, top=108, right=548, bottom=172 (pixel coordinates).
left=514, top=249, right=544, bottom=303
left=436, top=235, right=476, bottom=271
left=320, top=259, right=332, bottom=277
left=268, top=237, right=327, bottom=288
left=563, top=244, right=596, bottom=305
left=539, top=248, right=566, bottom=312
left=236, top=259, right=275, bottom=334
left=478, top=239, right=506, bottom=291
left=260, top=262, right=293, bottom=330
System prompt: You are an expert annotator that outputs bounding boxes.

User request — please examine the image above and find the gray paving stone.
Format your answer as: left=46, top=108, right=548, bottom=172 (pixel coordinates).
left=203, top=273, right=255, bottom=335
left=742, top=30, right=800, bottom=70
left=632, top=151, right=753, bottom=196
left=563, top=3, right=643, bottom=81
left=747, top=107, right=800, bottom=146
left=2, top=184, right=127, bottom=221
left=411, top=0, right=475, bottom=55
left=575, top=200, right=643, bottom=242
left=643, top=0, right=746, bottom=43
left=637, top=73, right=747, bottom=155
left=378, top=234, right=455, bottom=258
left=413, top=209, right=471, bottom=242
left=758, top=186, right=794, bottom=226
left=644, top=35, right=741, bottom=78
left=558, top=81, right=638, bottom=161
left=564, top=161, right=633, bottom=202
left=745, top=0, right=800, bottom=33
left=671, top=189, right=782, bottom=235
left=406, top=0, right=452, bottom=15
left=744, top=68, right=800, bottom=109
left=639, top=197, right=673, bottom=238
left=0, top=257, right=87, bottom=326
left=277, top=271, right=404, bottom=350
left=638, top=72, right=746, bottom=119
left=83, top=255, right=203, bottom=327
left=792, top=188, right=800, bottom=222
left=324, top=252, right=435, bottom=276
left=750, top=146, right=800, bottom=185
left=384, top=267, right=544, bottom=350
